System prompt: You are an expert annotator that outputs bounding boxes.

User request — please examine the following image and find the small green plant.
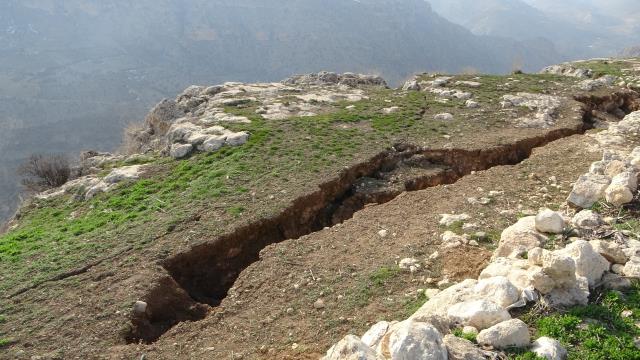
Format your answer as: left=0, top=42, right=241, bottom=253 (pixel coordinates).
left=445, top=220, right=464, bottom=235
left=349, top=266, right=400, bottom=308
left=452, top=328, right=477, bottom=343
left=0, top=338, right=12, bottom=347
left=402, top=292, right=428, bottom=317
left=227, top=206, right=246, bottom=216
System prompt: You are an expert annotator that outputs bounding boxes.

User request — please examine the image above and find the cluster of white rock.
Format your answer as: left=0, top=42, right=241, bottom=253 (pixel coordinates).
left=322, top=110, right=640, bottom=360
left=323, top=209, right=637, bottom=360
left=569, top=112, right=640, bottom=208
left=402, top=75, right=481, bottom=122
left=540, top=64, right=593, bottom=78
left=37, top=164, right=145, bottom=201
left=578, top=75, right=617, bottom=92
left=501, top=92, right=563, bottom=128
left=132, top=74, right=384, bottom=159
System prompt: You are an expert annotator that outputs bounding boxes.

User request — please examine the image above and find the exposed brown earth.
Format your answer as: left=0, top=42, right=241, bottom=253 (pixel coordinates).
left=2, top=63, right=640, bottom=360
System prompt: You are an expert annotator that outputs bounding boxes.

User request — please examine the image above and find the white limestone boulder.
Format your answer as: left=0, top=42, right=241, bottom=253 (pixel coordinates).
left=571, top=210, right=603, bottom=228
left=535, top=209, right=565, bottom=234
left=476, top=319, right=530, bottom=349
left=410, top=279, right=477, bottom=321
left=322, top=335, right=380, bottom=360
left=170, top=143, right=194, bottom=159
left=103, top=165, right=144, bottom=184
left=531, top=337, right=567, bottom=360
left=567, top=174, right=611, bottom=208
left=493, top=216, right=547, bottom=259
left=590, top=240, right=628, bottom=265
left=361, top=321, right=394, bottom=348
left=473, top=277, right=520, bottom=309
left=605, top=184, right=634, bottom=207
left=558, top=240, right=609, bottom=286
left=447, top=299, right=511, bottom=330
left=376, top=320, right=448, bottom=360
left=443, top=334, right=487, bottom=360
left=624, top=256, right=640, bottom=278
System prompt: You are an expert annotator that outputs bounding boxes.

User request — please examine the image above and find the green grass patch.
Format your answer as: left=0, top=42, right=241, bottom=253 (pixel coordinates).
left=452, top=328, right=477, bottom=343
left=402, top=292, right=429, bottom=318
left=514, top=283, right=640, bottom=360
left=349, top=266, right=400, bottom=308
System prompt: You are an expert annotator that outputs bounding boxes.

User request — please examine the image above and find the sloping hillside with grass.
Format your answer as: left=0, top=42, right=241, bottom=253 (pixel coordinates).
left=1, top=59, right=640, bottom=359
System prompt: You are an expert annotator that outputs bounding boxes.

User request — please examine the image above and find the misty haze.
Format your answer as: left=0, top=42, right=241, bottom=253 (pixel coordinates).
left=1, top=0, right=637, bottom=221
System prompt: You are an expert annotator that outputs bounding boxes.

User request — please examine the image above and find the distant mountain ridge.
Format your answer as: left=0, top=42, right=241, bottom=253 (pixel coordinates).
left=427, top=0, right=637, bottom=60
left=0, top=0, right=564, bottom=222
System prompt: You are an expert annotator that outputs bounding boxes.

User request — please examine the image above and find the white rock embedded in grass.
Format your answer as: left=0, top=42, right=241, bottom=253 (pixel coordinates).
left=399, top=258, right=421, bottom=273
left=476, top=319, right=530, bottom=349
left=571, top=210, right=603, bottom=228
left=439, top=213, right=470, bottom=227
left=170, top=143, right=193, bottom=159
left=623, top=256, right=640, bottom=278
left=434, top=113, right=454, bottom=121
left=535, top=209, right=565, bottom=234
left=605, top=184, right=634, bottom=207
left=103, top=165, right=144, bottom=184
left=531, top=337, right=567, bottom=360
left=225, top=131, right=250, bottom=146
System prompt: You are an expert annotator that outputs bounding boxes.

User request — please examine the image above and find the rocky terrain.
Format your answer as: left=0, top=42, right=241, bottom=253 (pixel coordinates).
left=1, top=58, right=640, bottom=359
left=0, top=0, right=570, bottom=223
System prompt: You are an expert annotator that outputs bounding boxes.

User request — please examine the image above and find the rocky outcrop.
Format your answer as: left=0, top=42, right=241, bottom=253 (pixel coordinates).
left=540, top=64, right=592, bottom=78
left=283, top=71, right=387, bottom=88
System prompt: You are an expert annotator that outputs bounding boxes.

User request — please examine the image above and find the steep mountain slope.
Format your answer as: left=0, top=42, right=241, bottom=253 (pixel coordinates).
left=0, top=0, right=563, bottom=222
left=427, top=0, right=636, bottom=59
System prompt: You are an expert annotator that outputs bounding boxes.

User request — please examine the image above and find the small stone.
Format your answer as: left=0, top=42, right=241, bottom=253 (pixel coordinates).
left=399, top=258, right=421, bottom=273
left=605, top=184, right=634, bottom=207
left=535, top=209, right=565, bottom=234
left=465, top=100, right=480, bottom=108
left=439, top=213, right=470, bottom=227
left=314, top=299, right=325, bottom=309
left=170, top=143, right=193, bottom=159
left=434, top=113, right=454, bottom=121
left=531, top=336, right=567, bottom=360
left=622, top=310, right=634, bottom=318
left=447, top=299, right=511, bottom=330
left=133, top=301, right=147, bottom=315
left=378, top=229, right=389, bottom=238
left=462, top=326, right=478, bottom=335
left=572, top=210, right=603, bottom=228
left=477, top=319, right=530, bottom=349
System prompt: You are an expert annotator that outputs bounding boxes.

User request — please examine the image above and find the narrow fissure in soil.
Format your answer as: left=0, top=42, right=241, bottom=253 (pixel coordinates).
left=125, top=92, right=638, bottom=344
